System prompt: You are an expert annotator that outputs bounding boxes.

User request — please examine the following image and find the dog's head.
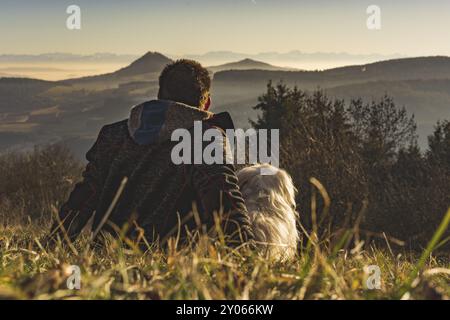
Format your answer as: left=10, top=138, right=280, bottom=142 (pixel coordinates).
left=237, top=163, right=297, bottom=215
left=237, top=164, right=299, bottom=261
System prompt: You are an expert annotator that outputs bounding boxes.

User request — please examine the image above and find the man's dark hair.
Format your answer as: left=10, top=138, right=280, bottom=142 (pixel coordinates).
left=158, top=59, right=211, bottom=107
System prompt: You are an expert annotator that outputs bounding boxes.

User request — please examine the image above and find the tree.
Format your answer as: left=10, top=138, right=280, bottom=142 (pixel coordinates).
left=251, top=81, right=449, bottom=249
left=424, top=121, right=450, bottom=246
left=252, top=82, right=366, bottom=237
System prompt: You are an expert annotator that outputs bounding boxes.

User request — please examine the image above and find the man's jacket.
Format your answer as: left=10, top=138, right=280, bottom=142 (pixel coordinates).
left=49, top=100, right=254, bottom=245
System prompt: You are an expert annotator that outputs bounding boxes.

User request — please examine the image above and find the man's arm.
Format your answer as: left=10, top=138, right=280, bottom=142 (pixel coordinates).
left=190, top=163, right=255, bottom=245
left=47, top=129, right=107, bottom=243
left=188, top=125, right=255, bottom=245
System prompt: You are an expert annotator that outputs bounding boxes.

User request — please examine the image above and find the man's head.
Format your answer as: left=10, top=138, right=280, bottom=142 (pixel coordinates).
left=158, top=59, right=211, bottom=110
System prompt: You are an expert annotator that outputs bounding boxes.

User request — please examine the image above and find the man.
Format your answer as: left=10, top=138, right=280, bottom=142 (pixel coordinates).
left=48, top=59, right=254, bottom=246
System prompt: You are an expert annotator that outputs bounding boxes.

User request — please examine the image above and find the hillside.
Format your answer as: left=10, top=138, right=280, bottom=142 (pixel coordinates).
left=0, top=78, right=61, bottom=113
left=1, top=54, right=450, bottom=157
left=212, top=57, right=450, bottom=147
left=214, top=56, right=450, bottom=87
left=62, top=52, right=173, bottom=88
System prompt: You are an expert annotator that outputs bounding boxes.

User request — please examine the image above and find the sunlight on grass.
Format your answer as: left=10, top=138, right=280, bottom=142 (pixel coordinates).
left=0, top=221, right=448, bottom=300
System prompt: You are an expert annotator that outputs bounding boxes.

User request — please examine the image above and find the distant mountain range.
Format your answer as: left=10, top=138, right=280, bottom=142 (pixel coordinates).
left=208, top=59, right=295, bottom=73
left=0, top=51, right=449, bottom=158
left=183, top=51, right=404, bottom=69
left=58, top=54, right=290, bottom=88
left=0, top=51, right=404, bottom=71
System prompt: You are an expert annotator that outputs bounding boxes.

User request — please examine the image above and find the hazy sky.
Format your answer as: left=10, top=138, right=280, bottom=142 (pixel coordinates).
left=1, top=0, right=450, bottom=56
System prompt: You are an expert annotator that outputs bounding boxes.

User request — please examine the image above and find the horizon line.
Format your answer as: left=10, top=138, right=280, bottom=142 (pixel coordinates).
left=0, top=50, right=409, bottom=57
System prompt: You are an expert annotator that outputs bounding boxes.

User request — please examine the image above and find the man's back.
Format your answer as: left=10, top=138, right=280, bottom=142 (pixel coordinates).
left=49, top=100, right=254, bottom=244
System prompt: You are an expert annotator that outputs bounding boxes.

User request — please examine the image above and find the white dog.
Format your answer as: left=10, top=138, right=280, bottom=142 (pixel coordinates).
left=237, top=164, right=299, bottom=261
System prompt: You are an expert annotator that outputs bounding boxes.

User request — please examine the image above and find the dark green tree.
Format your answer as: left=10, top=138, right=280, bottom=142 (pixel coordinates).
left=251, top=81, right=449, bottom=249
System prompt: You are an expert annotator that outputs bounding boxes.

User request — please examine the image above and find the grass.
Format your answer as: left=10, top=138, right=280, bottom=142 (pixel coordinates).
left=0, top=170, right=448, bottom=300
left=0, top=215, right=448, bottom=300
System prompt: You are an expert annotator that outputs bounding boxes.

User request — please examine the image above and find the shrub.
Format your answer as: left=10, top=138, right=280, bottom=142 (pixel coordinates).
left=0, top=144, right=82, bottom=225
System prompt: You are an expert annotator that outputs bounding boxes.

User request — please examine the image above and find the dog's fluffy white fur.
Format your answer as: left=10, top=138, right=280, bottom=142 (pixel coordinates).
left=237, top=164, right=299, bottom=261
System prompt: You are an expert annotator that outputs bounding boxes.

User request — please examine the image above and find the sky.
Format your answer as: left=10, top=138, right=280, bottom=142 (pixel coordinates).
left=1, top=0, right=450, bottom=56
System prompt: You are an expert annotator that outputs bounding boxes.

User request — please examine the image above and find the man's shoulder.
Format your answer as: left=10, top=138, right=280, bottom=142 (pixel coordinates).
left=204, top=112, right=235, bottom=132
left=101, top=119, right=128, bottom=132
left=98, top=119, right=129, bottom=138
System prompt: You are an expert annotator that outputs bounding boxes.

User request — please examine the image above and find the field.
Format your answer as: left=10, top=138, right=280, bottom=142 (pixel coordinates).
left=0, top=130, right=449, bottom=300
left=0, top=212, right=449, bottom=300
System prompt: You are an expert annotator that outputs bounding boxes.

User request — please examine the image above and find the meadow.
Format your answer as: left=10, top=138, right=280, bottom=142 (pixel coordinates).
left=0, top=85, right=449, bottom=300
left=0, top=144, right=448, bottom=300
left=0, top=213, right=449, bottom=300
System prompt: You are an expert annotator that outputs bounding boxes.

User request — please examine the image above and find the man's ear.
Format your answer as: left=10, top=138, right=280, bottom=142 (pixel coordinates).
left=203, top=96, right=211, bottom=111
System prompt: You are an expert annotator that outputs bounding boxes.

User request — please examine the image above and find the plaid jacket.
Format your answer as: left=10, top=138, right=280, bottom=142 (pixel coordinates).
left=49, top=100, right=254, bottom=245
